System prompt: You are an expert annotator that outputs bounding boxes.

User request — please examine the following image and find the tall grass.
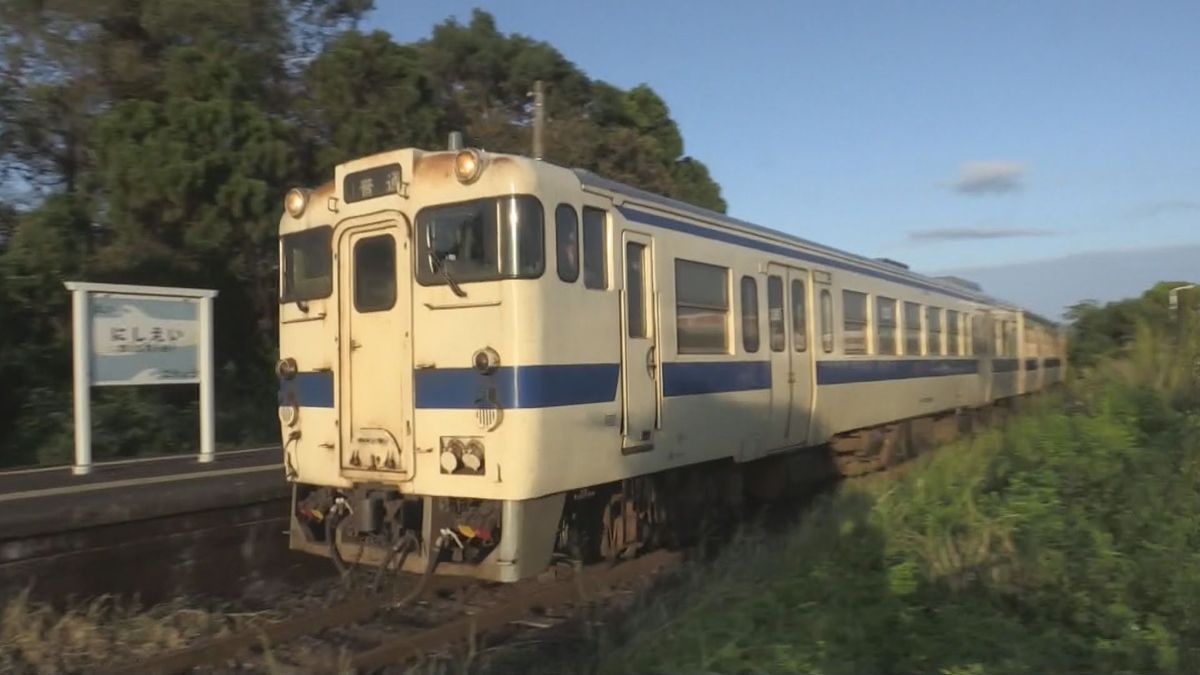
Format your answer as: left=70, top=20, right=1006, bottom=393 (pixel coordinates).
left=601, top=323, right=1200, bottom=675
left=0, top=591, right=246, bottom=672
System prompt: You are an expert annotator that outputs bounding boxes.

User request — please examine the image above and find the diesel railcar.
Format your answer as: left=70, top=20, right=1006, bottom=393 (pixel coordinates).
left=276, top=142, right=1065, bottom=582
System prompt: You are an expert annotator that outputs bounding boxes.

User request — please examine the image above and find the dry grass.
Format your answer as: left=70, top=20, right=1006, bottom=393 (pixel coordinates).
left=0, top=589, right=280, bottom=673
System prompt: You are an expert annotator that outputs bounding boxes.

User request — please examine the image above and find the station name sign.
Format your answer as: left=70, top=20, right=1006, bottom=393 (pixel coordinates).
left=90, top=293, right=202, bottom=385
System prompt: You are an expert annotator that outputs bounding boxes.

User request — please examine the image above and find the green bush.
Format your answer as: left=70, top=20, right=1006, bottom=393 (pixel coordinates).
left=602, top=340, right=1200, bottom=675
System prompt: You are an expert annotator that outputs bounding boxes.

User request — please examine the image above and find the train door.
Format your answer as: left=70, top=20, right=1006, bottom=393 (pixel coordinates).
left=338, top=220, right=412, bottom=476
left=620, top=231, right=659, bottom=453
left=765, top=264, right=812, bottom=448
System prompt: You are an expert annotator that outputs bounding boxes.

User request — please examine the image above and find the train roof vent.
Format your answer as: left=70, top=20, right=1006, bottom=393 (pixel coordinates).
left=934, top=275, right=983, bottom=292
left=874, top=257, right=910, bottom=270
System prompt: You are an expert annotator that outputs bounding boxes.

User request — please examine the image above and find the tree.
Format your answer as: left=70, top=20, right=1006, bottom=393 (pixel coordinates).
left=414, top=10, right=726, bottom=212
left=0, top=0, right=374, bottom=465
left=0, top=4, right=727, bottom=465
left=0, top=0, right=371, bottom=202
left=301, top=30, right=444, bottom=176
left=1066, top=281, right=1198, bottom=367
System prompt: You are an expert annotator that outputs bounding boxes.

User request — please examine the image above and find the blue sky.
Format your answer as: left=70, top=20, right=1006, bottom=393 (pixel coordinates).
left=368, top=1, right=1199, bottom=282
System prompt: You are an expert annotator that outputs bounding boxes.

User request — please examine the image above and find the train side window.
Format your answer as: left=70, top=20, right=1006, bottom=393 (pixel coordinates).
left=741, top=276, right=760, bottom=353
left=675, top=259, right=729, bottom=354
left=972, top=315, right=989, bottom=355
left=625, top=242, right=647, bottom=338
left=353, top=234, right=396, bottom=312
left=946, top=310, right=960, bottom=355
left=582, top=207, right=607, bottom=289
left=903, top=301, right=922, bottom=355
left=842, top=290, right=868, bottom=355
left=767, top=275, right=785, bottom=351
left=963, top=314, right=972, bottom=355
left=791, top=279, right=807, bottom=352
left=555, top=204, right=579, bottom=283
left=926, top=306, right=942, bottom=355
left=876, top=296, right=898, bottom=355
left=820, top=289, right=834, bottom=353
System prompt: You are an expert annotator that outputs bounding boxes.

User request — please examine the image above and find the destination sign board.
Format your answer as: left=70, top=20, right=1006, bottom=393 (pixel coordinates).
left=344, top=163, right=403, bottom=203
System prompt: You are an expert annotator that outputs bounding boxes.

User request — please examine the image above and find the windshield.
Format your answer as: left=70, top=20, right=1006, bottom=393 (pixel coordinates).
left=416, top=195, right=544, bottom=286
left=280, top=226, right=332, bottom=302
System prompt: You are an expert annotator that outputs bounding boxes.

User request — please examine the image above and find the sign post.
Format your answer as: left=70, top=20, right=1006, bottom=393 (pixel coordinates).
left=64, top=282, right=218, bottom=475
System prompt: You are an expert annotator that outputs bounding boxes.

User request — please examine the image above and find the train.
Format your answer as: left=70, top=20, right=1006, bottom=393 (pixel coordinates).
left=275, top=139, right=1066, bottom=582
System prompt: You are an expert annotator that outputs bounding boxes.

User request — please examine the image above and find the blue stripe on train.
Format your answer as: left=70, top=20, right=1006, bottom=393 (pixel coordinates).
left=1025, top=358, right=1039, bottom=371
left=993, top=358, right=1021, bottom=373
left=279, top=371, right=334, bottom=408
left=816, top=358, right=978, bottom=385
left=662, top=361, right=771, bottom=396
left=283, top=356, right=1045, bottom=409
left=414, top=364, right=620, bottom=409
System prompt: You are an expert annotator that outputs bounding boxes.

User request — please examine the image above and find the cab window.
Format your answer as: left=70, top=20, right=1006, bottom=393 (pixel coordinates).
left=415, top=195, right=544, bottom=286
left=280, top=226, right=332, bottom=302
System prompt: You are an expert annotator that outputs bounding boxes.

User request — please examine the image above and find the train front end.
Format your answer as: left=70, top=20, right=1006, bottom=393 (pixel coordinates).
left=276, top=146, right=567, bottom=582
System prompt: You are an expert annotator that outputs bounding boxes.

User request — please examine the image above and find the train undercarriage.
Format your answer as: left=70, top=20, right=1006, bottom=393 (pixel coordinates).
left=290, top=401, right=1020, bottom=583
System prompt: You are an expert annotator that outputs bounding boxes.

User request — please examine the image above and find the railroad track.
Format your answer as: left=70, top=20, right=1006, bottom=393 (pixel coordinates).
left=104, top=549, right=681, bottom=674
left=98, top=406, right=1018, bottom=674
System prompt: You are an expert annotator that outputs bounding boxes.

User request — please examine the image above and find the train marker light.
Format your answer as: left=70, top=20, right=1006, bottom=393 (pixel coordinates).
left=454, top=149, right=483, bottom=183
left=275, top=357, right=298, bottom=380
left=285, top=188, right=309, bottom=218
left=472, top=347, right=500, bottom=374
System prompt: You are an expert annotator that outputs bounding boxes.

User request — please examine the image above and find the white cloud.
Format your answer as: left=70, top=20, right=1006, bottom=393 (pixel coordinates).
left=947, top=161, right=1026, bottom=195
left=908, top=226, right=1053, bottom=242
left=1129, top=199, right=1200, bottom=219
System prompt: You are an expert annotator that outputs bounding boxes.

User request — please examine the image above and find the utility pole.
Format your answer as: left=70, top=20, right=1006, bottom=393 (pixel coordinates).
left=532, top=79, right=545, bottom=160
left=1169, top=284, right=1195, bottom=318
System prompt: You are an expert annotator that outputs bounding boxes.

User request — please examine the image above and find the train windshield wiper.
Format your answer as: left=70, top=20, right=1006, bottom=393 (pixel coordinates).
left=428, top=251, right=467, bottom=298
left=441, top=264, right=467, bottom=298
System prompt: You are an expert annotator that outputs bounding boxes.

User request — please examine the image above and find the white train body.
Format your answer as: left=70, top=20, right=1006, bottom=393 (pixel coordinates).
left=277, top=146, right=1065, bottom=581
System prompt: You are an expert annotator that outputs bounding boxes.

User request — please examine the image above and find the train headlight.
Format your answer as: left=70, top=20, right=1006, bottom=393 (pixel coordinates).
left=462, top=439, right=485, bottom=473
left=439, top=449, right=459, bottom=473
left=284, top=188, right=309, bottom=218
left=279, top=403, right=299, bottom=427
left=472, top=347, right=500, bottom=374
left=454, top=149, right=483, bottom=184
left=440, top=438, right=464, bottom=474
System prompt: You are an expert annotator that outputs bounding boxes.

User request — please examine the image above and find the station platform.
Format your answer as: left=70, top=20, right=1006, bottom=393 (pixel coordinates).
left=0, top=446, right=287, bottom=539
